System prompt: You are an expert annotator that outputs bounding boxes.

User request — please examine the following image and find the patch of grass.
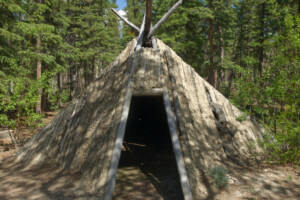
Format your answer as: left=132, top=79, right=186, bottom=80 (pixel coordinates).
left=236, top=113, right=247, bottom=122
left=284, top=175, right=293, bottom=182
left=207, top=165, right=229, bottom=190
left=250, top=187, right=260, bottom=195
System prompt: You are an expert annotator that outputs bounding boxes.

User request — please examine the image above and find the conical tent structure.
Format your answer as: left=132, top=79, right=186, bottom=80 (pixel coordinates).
left=15, top=1, right=264, bottom=199
left=15, top=37, right=264, bottom=199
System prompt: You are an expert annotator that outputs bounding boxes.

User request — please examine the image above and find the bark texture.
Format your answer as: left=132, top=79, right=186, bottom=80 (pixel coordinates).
left=15, top=38, right=264, bottom=199
left=36, top=33, right=42, bottom=114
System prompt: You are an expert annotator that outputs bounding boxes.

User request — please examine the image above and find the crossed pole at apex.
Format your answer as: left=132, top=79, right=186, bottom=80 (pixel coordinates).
left=111, top=0, right=183, bottom=49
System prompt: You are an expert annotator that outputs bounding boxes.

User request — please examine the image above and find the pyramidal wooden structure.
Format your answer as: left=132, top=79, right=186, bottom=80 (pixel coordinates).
left=15, top=1, right=264, bottom=199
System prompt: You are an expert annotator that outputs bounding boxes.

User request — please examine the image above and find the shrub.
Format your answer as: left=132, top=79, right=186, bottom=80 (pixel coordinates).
left=236, top=113, right=247, bottom=122
left=258, top=121, right=300, bottom=164
left=0, top=76, right=43, bottom=140
left=207, top=165, right=229, bottom=190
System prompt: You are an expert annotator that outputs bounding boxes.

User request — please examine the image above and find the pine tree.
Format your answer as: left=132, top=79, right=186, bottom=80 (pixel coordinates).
left=153, top=0, right=209, bottom=73
left=232, top=0, right=300, bottom=163
left=66, top=0, right=121, bottom=97
left=1, top=0, right=69, bottom=135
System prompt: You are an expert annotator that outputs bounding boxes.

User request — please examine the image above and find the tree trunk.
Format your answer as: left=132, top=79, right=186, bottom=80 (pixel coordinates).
left=92, top=56, right=95, bottom=81
left=208, top=0, right=217, bottom=88
left=95, top=61, right=99, bottom=79
left=57, top=72, right=62, bottom=91
left=68, top=65, right=73, bottom=101
left=41, top=89, right=48, bottom=111
left=57, top=72, right=63, bottom=107
left=218, top=24, right=225, bottom=85
left=79, top=65, right=84, bottom=93
left=133, top=0, right=137, bottom=18
left=36, top=33, right=42, bottom=114
left=258, top=2, right=265, bottom=78
left=84, top=61, right=88, bottom=88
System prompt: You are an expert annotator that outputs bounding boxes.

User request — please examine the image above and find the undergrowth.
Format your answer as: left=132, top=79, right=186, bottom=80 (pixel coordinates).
left=207, top=165, right=229, bottom=190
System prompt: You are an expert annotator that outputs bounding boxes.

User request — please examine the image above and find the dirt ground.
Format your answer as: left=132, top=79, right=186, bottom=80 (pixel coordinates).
left=1, top=148, right=299, bottom=200
left=214, top=165, right=300, bottom=200
left=113, top=166, right=164, bottom=200
left=0, top=161, right=85, bottom=200
left=113, top=162, right=183, bottom=200
left=0, top=156, right=299, bottom=200
left=113, top=164, right=300, bottom=200
left=0, top=112, right=299, bottom=200
left=0, top=111, right=57, bottom=160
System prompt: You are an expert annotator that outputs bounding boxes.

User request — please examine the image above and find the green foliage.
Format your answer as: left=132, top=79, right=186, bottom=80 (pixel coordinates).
left=153, top=0, right=206, bottom=72
left=46, top=81, right=70, bottom=110
left=207, top=165, right=229, bottom=190
left=232, top=2, right=300, bottom=164
left=0, top=0, right=299, bottom=166
left=119, top=0, right=145, bottom=45
left=0, top=76, right=43, bottom=130
left=236, top=113, right=248, bottom=122
left=0, top=0, right=121, bottom=135
left=67, top=0, right=122, bottom=95
left=259, top=120, right=300, bottom=164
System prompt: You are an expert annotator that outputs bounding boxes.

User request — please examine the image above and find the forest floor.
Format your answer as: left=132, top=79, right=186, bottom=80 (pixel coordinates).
left=112, top=164, right=300, bottom=200
left=0, top=112, right=299, bottom=200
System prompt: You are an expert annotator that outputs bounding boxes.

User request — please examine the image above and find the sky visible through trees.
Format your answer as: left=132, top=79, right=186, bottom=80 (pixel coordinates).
left=117, top=0, right=127, bottom=10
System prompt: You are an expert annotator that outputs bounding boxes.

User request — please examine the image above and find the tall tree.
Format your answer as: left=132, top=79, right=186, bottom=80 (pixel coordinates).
left=153, top=0, right=210, bottom=73
left=67, top=0, right=121, bottom=97
left=208, top=0, right=217, bottom=88
left=258, top=2, right=265, bottom=77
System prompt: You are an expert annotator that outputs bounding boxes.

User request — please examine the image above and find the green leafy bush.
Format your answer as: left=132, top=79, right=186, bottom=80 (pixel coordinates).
left=259, top=120, right=300, bottom=164
left=0, top=76, right=43, bottom=139
left=236, top=113, right=248, bottom=122
left=231, top=12, right=300, bottom=164
left=207, top=165, right=229, bottom=190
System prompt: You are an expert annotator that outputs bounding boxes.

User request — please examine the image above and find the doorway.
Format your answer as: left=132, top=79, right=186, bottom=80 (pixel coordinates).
left=113, top=96, right=184, bottom=200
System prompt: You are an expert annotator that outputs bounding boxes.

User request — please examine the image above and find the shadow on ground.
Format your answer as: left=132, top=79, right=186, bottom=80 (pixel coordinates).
left=214, top=165, right=300, bottom=200
left=0, top=160, right=99, bottom=200
left=113, top=142, right=184, bottom=200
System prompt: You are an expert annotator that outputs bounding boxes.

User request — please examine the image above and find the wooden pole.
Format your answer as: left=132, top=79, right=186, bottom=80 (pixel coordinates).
left=148, top=0, right=182, bottom=37
left=111, top=8, right=140, bottom=33
left=136, top=15, right=146, bottom=50
left=142, top=0, right=153, bottom=45
left=144, top=0, right=153, bottom=36
left=151, top=36, right=157, bottom=49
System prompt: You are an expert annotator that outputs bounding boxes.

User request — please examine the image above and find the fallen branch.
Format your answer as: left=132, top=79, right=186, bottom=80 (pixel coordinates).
left=8, top=129, right=18, bottom=149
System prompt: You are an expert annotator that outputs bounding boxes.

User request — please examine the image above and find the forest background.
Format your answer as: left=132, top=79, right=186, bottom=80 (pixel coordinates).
left=0, top=0, right=299, bottom=164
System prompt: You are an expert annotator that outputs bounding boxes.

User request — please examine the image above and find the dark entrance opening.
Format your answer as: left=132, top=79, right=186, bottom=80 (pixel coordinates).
left=113, top=96, right=184, bottom=200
